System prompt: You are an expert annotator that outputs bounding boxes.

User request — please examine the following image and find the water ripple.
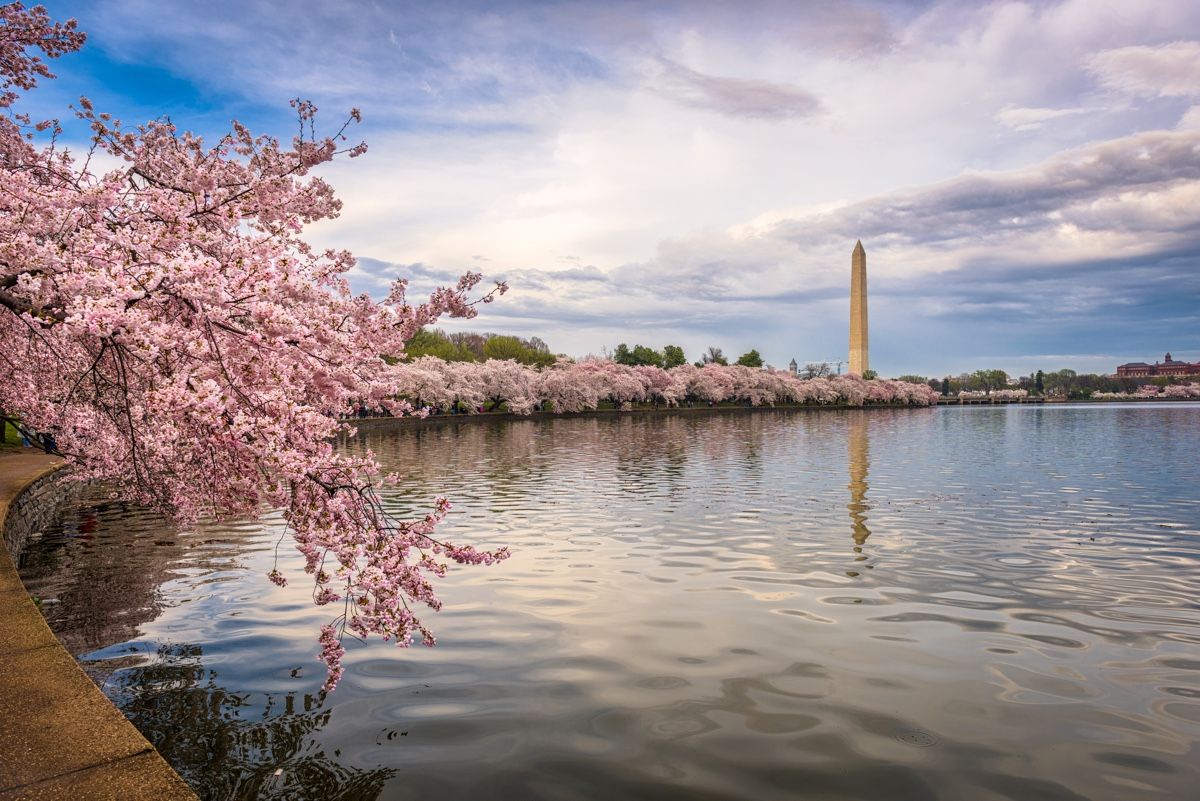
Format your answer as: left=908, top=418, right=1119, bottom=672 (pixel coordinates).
left=18, top=404, right=1200, bottom=801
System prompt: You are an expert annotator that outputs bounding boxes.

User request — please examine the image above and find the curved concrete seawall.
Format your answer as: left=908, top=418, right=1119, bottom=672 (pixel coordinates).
left=0, top=454, right=196, bottom=801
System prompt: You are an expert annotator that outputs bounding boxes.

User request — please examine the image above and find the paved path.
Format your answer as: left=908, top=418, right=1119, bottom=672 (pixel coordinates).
left=0, top=453, right=196, bottom=800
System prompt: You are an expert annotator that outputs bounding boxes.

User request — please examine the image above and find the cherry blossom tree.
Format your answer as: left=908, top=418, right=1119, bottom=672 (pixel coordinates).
left=442, top=359, right=487, bottom=412
left=536, top=360, right=607, bottom=412
left=1095, top=384, right=1200, bottom=400
left=830, top=375, right=867, bottom=406
left=575, top=359, right=649, bottom=407
left=474, top=358, right=539, bottom=414
left=395, top=356, right=457, bottom=411
left=1162, top=383, right=1200, bottom=399
left=0, top=4, right=509, bottom=691
left=633, top=364, right=685, bottom=406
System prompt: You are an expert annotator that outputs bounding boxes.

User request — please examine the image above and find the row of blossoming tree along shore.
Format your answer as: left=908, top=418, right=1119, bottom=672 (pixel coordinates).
left=1092, top=384, right=1200, bottom=400
left=388, top=356, right=941, bottom=414
left=952, top=385, right=1200, bottom=401
left=0, top=4, right=527, bottom=690
left=956, top=389, right=1030, bottom=400
left=956, top=384, right=1200, bottom=401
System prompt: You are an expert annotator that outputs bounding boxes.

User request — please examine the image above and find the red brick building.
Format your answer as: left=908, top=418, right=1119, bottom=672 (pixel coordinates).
left=1116, top=353, right=1200, bottom=378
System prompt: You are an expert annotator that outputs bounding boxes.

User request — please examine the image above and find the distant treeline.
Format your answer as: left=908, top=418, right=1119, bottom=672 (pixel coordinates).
left=898, top=369, right=1199, bottom=399
left=403, top=334, right=775, bottom=373
left=403, top=329, right=556, bottom=367
left=610, top=343, right=767, bottom=370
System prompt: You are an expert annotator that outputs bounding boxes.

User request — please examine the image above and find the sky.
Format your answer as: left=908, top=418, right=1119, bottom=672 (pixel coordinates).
left=27, top=0, right=1200, bottom=376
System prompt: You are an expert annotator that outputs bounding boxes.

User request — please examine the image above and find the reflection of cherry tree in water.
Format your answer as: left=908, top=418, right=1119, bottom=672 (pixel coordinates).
left=20, top=496, right=397, bottom=800
left=345, top=421, right=550, bottom=503
left=18, top=498, right=187, bottom=656
left=349, top=413, right=772, bottom=495
left=105, top=643, right=395, bottom=801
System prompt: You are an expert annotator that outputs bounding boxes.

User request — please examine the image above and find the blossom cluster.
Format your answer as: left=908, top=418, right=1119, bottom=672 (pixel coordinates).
left=1092, top=384, right=1200, bottom=400
left=957, top=388, right=1029, bottom=399
left=391, top=357, right=941, bottom=412
left=0, top=6, right=509, bottom=690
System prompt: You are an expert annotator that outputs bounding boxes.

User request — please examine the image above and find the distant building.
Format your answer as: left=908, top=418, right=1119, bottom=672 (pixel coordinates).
left=1116, top=353, right=1200, bottom=378
left=788, top=358, right=798, bottom=375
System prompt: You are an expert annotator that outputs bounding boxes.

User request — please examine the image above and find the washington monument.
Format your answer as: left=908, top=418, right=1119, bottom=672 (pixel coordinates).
left=849, top=240, right=869, bottom=375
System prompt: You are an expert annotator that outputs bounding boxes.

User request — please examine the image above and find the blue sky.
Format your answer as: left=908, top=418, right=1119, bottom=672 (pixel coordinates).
left=30, top=0, right=1200, bottom=376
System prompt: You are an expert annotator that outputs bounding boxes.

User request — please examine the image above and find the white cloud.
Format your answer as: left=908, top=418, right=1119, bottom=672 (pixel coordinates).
left=1086, top=41, right=1200, bottom=98
left=995, top=105, right=1087, bottom=131
left=1178, top=105, right=1200, bottom=129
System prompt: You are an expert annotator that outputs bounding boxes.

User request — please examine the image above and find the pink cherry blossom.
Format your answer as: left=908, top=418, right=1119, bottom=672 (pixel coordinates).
left=0, top=5, right=508, bottom=689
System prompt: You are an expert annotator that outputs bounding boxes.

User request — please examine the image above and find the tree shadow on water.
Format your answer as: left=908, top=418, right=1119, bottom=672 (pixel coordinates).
left=98, top=643, right=395, bottom=801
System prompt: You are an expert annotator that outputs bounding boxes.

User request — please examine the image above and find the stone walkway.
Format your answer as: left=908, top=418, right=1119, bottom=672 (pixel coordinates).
left=0, top=453, right=196, bottom=800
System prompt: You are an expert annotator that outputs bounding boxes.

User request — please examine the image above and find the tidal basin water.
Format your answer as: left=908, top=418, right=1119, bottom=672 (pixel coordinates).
left=18, top=404, right=1200, bottom=801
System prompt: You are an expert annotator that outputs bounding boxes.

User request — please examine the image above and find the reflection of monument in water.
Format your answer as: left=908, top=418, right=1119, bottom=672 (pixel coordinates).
left=847, top=413, right=871, bottom=546
left=849, top=240, right=869, bottom=376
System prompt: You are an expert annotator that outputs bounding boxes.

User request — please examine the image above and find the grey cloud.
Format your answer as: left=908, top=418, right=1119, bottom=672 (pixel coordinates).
left=350, top=258, right=471, bottom=297
left=773, top=129, right=1200, bottom=247
left=882, top=247, right=1200, bottom=321
left=649, top=1, right=898, bottom=59
left=861, top=248, right=1200, bottom=377
left=456, top=293, right=644, bottom=327
left=548, top=266, right=611, bottom=283
left=654, top=58, right=822, bottom=120
left=788, top=2, right=898, bottom=58
left=611, top=258, right=760, bottom=302
left=351, top=258, right=616, bottom=299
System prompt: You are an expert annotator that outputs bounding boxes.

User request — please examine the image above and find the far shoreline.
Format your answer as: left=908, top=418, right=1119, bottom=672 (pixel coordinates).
left=341, top=400, right=937, bottom=433
left=341, top=395, right=1200, bottom=434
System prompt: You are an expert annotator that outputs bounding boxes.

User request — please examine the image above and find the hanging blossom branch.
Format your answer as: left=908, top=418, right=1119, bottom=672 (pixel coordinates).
left=0, top=3, right=508, bottom=691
